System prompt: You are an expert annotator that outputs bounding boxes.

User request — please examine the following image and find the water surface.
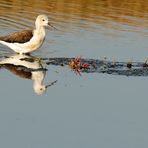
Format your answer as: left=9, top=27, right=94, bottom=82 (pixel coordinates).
left=0, top=0, right=148, bottom=148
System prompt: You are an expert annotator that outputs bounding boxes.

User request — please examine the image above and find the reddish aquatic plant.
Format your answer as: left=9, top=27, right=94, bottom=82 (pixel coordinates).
left=69, top=57, right=90, bottom=75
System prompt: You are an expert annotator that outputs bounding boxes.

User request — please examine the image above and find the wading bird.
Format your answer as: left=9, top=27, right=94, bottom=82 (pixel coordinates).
left=0, top=15, right=56, bottom=54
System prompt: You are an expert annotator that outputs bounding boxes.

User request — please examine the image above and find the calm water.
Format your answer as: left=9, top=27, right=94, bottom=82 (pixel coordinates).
left=0, top=0, right=148, bottom=148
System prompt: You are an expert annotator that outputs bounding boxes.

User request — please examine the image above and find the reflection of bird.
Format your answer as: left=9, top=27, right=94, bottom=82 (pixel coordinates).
left=0, top=15, right=56, bottom=54
left=0, top=54, right=57, bottom=95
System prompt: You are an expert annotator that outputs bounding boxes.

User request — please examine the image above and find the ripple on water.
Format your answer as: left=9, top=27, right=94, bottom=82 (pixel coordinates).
left=0, top=0, right=147, bottom=60
left=0, top=0, right=147, bottom=31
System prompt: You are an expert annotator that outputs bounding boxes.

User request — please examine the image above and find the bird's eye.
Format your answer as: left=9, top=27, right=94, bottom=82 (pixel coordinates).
left=42, top=19, right=45, bottom=21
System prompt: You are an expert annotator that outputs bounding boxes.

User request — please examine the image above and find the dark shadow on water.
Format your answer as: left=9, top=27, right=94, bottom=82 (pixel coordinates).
left=44, top=57, right=148, bottom=77
left=0, top=53, right=148, bottom=95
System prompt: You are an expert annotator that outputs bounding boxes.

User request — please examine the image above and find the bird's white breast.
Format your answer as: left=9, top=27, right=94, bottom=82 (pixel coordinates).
left=14, top=27, right=46, bottom=53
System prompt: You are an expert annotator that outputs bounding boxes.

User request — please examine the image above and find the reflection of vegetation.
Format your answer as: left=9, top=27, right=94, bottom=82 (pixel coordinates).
left=2, top=0, right=147, bottom=15
left=0, top=0, right=147, bottom=28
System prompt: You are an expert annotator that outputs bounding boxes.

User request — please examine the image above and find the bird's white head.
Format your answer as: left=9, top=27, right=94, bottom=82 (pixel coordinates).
left=35, top=14, right=57, bottom=30
left=34, top=84, right=47, bottom=95
left=35, top=15, right=49, bottom=28
left=33, top=80, right=57, bottom=95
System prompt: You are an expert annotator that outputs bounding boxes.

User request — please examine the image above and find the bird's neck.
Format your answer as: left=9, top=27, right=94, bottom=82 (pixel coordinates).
left=33, top=72, right=46, bottom=95
left=35, top=26, right=45, bottom=36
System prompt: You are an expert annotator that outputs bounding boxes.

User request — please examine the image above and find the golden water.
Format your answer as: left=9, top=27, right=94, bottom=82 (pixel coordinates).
left=0, top=0, right=147, bottom=30
left=0, top=0, right=147, bottom=59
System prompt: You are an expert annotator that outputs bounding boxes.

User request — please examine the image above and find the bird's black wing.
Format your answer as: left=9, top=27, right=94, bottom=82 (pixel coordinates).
left=0, top=29, right=33, bottom=43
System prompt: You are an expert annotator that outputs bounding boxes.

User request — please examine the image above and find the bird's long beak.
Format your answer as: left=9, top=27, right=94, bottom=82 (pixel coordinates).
left=45, top=80, right=58, bottom=88
left=48, top=22, right=58, bottom=30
